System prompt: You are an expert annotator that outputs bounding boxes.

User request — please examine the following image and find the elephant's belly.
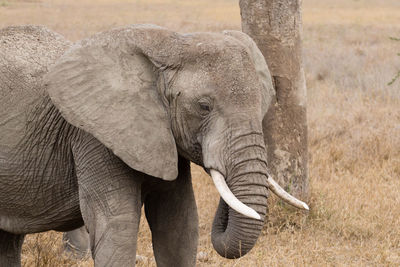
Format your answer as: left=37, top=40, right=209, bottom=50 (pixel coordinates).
left=0, top=194, right=83, bottom=235
left=0, top=153, right=83, bottom=234
left=0, top=183, right=83, bottom=234
left=0, top=213, right=84, bottom=234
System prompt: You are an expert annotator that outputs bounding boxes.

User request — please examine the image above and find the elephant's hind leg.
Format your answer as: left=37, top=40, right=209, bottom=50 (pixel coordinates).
left=0, top=230, right=25, bottom=267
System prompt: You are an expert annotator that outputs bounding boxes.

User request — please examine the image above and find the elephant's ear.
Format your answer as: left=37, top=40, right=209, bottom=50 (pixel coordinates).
left=45, top=25, right=180, bottom=181
left=222, top=30, right=275, bottom=116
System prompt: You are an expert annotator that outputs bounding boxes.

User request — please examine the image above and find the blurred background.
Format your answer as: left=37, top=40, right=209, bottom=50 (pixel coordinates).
left=1, top=0, right=399, bottom=266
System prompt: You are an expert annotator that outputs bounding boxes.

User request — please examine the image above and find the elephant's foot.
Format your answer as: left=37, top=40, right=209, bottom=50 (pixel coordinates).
left=62, top=227, right=91, bottom=260
left=0, top=230, right=24, bottom=267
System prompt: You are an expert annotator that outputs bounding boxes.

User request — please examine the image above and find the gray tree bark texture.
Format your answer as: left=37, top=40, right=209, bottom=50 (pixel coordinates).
left=239, top=0, right=309, bottom=200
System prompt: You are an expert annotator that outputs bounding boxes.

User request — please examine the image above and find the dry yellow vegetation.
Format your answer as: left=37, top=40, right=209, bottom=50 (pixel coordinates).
left=1, top=0, right=400, bottom=266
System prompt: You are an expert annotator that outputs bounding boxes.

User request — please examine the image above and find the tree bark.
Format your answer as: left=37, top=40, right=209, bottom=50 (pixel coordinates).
left=239, top=0, right=309, bottom=200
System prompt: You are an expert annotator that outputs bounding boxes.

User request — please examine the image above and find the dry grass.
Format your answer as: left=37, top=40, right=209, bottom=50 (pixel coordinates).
left=1, top=0, right=400, bottom=266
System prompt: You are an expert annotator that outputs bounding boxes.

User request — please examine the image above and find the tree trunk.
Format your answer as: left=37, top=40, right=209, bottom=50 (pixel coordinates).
left=239, top=0, right=309, bottom=200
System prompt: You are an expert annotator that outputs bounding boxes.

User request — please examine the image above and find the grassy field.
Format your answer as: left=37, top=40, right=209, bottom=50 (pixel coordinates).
left=2, top=0, right=400, bottom=266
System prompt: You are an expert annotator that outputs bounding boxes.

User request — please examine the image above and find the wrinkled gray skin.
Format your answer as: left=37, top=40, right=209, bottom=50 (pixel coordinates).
left=0, top=24, right=275, bottom=266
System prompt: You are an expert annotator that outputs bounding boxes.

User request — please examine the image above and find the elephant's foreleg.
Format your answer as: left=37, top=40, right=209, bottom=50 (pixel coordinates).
left=72, top=136, right=142, bottom=267
left=0, top=230, right=24, bottom=267
left=145, top=158, right=198, bottom=267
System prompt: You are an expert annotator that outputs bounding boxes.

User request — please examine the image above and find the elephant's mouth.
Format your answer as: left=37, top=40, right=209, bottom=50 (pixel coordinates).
left=209, top=168, right=309, bottom=220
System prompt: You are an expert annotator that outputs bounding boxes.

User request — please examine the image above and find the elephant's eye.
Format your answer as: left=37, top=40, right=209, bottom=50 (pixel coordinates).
left=199, top=103, right=211, bottom=112
left=197, top=98, right=213, bottom=114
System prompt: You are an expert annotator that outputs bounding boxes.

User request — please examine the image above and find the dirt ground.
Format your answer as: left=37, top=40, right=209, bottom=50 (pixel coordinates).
left=1, top=0, right=399, bottom=266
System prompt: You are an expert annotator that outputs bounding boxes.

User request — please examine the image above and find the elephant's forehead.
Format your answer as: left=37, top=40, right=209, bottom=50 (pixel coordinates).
left=212, top=61, right=260, bottom=103
left=177, top=34, right=263, bottom=106
left=212, top=54, right=260, bottom=97
left=178, top=56, right=262, bottom=108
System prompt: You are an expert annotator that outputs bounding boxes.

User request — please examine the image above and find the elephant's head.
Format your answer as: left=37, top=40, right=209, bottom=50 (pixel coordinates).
left=44, top=25, right=308, bottom=259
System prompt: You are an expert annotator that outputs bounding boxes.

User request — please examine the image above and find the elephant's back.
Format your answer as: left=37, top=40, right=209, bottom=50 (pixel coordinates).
left=0, top=25, right=70, bottom=151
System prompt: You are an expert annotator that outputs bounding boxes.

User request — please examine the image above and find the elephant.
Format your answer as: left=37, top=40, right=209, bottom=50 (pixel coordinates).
left=0, top=24, right=309, bottom=266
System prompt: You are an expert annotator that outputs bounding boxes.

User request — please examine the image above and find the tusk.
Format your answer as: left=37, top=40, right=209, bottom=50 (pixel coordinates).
left=210, top=169, right=261, bottom=220
left=267, top=175, right=309, bottom=210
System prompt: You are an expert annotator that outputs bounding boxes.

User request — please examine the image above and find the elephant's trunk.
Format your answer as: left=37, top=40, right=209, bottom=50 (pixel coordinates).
left=206, top=119, right=309, bottom=258
left=211, top=134, right=269, bottom=258
left=210, top=170, right=261, bottom=220
left=211, top=175, right=268, bottom=258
